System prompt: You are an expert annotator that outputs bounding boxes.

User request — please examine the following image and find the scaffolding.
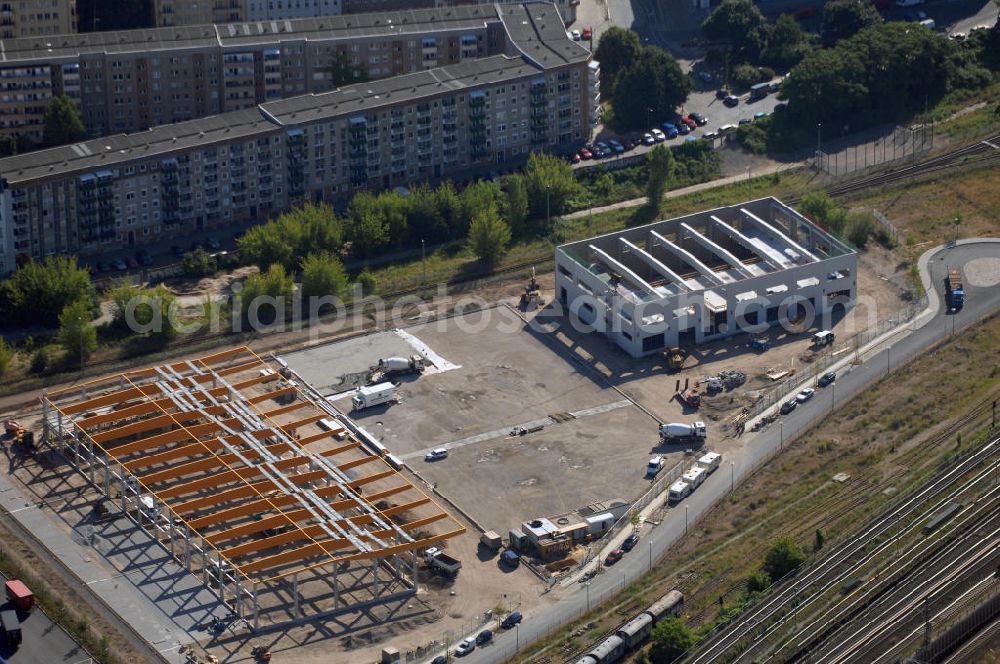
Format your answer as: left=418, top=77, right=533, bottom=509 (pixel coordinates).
left=41, top=346, right=464, bottom=629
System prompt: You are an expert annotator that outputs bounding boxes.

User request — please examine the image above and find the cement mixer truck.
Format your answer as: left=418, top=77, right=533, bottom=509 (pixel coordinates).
left=659, top=421, right=707, bottom=444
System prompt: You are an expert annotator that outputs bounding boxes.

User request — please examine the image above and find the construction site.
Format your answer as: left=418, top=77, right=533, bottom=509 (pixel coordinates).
left=39, top=347, right=465, bottom=632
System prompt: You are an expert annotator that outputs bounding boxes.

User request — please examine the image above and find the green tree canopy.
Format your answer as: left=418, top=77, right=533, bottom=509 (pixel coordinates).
left=344, top=193, right=391, bottom=258
left=300, top=251, right=349, bottom=301
left=611, top=46, right=692, bottom=131
left=782, top=22, right=956, bottom=131
left=458, top=180, right=503, bottom=238
left=467, top=206, right=511, bottom=267
left=702, top=0, right=770, bottom=63
left=43, top=95, right=86, bottom=147
left=649, top=617, right=696, bottom=663
left=238, top=202, right=343, bottom=272
left=761, top=14, right=809, bottom=69
left=4, top=256, right=95, bottom=326
left=58, top=299, right=98, bottom=364
left=821, top=0, right=883, bottom=46
left=0, top=337, right=13, bottom=377
left=645, top=144, right=676, bottom=215
left=523, top=152, right=580, bottom=225
left=108, top=281, right=177, bottom=338
left=594, top=26, right=642, bottom=92
left=500, top=174, right=529, bottom=239
left=240, top=264, right=294, bottom=324
left=763, top=537, right=807, bottom=582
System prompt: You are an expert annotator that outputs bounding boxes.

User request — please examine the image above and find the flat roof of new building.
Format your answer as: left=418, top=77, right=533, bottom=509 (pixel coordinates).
left=557, top=197, right=854, bottom=303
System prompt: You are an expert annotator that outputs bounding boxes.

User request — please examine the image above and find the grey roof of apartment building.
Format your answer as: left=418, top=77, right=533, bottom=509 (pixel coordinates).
left=0, top=4, right=503, bottom=63
left=0, top=42, right=581, bottom=185
left=261, top=54, right=538, bottom=125
left=0, top=109, right=274, bottom=185
left=500, top=3, right=590, bottom=67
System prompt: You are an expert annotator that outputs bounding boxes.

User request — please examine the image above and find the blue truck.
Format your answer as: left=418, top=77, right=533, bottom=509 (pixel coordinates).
left=946, top=267, right=964, bottom=311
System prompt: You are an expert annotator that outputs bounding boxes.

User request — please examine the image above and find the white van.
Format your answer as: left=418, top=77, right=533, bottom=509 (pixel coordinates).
left=647, top=456, right=666, bottom=477
left=668, top=480, right=690, bottom=504
left=698, top=451, right=722, bottom=473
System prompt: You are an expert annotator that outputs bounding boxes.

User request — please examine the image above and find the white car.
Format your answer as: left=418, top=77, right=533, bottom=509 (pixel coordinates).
left=455, top=637, right=476, bottom=656
left=642, top=132, right=656, bottom=145
left=425, top=448, right=449, bottom=462
left=571, top=29, right=581, bottom=40
left=651, top=128, right=667, bottom=142
left=796, top=387, right=816, bottom=403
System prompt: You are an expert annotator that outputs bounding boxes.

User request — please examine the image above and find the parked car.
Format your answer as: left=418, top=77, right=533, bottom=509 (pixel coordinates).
left=723, top=94, right=740, bottom=107
left=719, top=124, right=738, bottom=134
left=136, top=250, right=153, bottom=267
left=774, top=102, right=788, bottom=113
left=605, top=548, right=625, bottom=565
left=818, top=371, right=837, bottom=387
left=661, top=122, right=679, bottom=138
left=111, top=258, right=128, bottom=271
left=738, top=118, right=752, bottom=125
left=780, top=399, right=798, bottom=415
left=796, top=387, right=816, bottom=403
left=501, top=611, right=523, bottom=629
left=96, top=260, right=110, bottom=273
left=754, top=111, right=770, bottom=120
left=501, top=549, right=521, bottom=567
left=579, top=147, right=592, bottom=160
left=651, top=128, right=666, bottom=142
left=703, top=131, right=719, bottom=140
left=570, top=152, right=581, bottom=164
left=571, top=29, right=581, bottom=40
left=455, top=637, right=476, bottom=656
left=581, top=26, right=592, bottom=39
left=425, top=448, right=449, bottom=462
left=716, top=88, right=729, bottom=99
left=622, top=533, right=640, bottom=551
left=432, top=656, right=448, bottom=664
left=476, top=629, right=494, bottom=645
left=206, top=237, right=222, bottom=251
left=608, top=139, right=625, bottom=154
left=680, top=116, right=697, bottom=130
left=676, top=122, right=690, bottom=135
left=768, top=81, right=781, bottom=93
left=697, top=71, right=713, bottom=83
left=126, top=257, right=139, bottom=269
left=688, top=112, right=707, bottom=126
left=642, top=132, right=656, bottom=145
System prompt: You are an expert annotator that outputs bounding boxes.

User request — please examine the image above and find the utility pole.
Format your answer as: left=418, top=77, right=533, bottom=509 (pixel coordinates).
left=546, top=185, right=551, bottom=229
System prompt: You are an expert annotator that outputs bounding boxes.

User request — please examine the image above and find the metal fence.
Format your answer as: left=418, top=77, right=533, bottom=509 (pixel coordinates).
left=814, top=124, right=933, bottom=179
left=742, top=291, right=930, bottom=424
left=872, top=209, right=903, bottom=247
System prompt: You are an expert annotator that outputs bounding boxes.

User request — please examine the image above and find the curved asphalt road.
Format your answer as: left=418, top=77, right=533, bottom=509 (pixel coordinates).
left=457, top=239, right=1000, bottom=664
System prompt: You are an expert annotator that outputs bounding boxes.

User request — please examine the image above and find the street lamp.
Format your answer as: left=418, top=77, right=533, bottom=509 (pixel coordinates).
left=421, top=238, right=426, bottom=285
left=585, top=581, right=591, bottom=611
left=780, top=421, right=784, bottom=449
left=684, top=504, right=689, bottom=535
left=887, top=346, right=892, bottom=374
left=648, top=541, right=653, bottom=571
left=546, top=184, right=552, bottom=229
left=730, top=461, right=735, bottom=492
left=817, top=123, right=822, bottom=153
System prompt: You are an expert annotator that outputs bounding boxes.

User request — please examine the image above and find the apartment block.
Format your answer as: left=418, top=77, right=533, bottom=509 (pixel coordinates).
left=0, top=4, right=515, bottom=142
left=0, top=3, right=596, bottom=274
left=155, top=0, right=575, bottom=28
left=0, top=0, right=76, bottom=38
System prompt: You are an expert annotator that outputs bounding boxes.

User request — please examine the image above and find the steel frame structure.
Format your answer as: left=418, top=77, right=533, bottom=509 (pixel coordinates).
left=41, top=346, right=464, bottom=628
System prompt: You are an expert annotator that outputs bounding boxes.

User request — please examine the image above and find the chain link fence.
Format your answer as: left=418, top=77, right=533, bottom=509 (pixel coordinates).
left=814, top=124, right=933, bottom=179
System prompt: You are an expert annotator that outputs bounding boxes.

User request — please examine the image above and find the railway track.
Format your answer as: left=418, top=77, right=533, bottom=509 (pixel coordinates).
left=680, top=430, right=1000, bottom=664
left=777, top=485, right=1000, bottom=663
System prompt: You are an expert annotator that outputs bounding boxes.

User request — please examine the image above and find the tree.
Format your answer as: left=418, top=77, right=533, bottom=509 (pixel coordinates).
left=327, top=52, right=370, bottom=88
left=0, top=135, right=16, bottom=158
left=458, top=180, right=503, bottom=238
left=701, top=0, right=770, bottom=63
left=500, top=174, right=529, bottom=239
left=746, top=570, right=770, bottom=594
left=645, top=144, right=676, bottom=215
left=649, top=617, right=696, bottom=663
left=5, top=256, right=95, bottom=326
left=42, top=95, right=86, bottom=147
left=799, top=192, right=835, bottom=225
left=468, top=206, right=511, bottom=267
left=594, top=26, right=642, bottom=92
left=58, top=299, right=97, bottom=364
left=182, top=248, right=217, bottom=277
left=763, top=537, right=806, bottom=582
left=239, top=202, right=343, bottom=272
left=239, top=264, right=294, bottom=324
left=300, top=251, right=349, bottom=300
left=611, top=46, right=692, bottom=131
left=845, top=211, right=875, bottom=248
left=0, top=337, right=13, bottom=377
left=344, top=193, right=390, bottom=258
left=764, top=13, right=807, bottom=69
left=109, top=282, right=177, bottom=338
left=821, top=0, right=882, bottom=46
left=523, top=152, right=579, bottom=226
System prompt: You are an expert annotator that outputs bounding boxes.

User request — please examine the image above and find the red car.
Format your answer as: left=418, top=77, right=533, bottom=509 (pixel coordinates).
left=570, top=153, right=581, bottom=164
left=680, top=117, right=697, bottom=130
left=605, top=548, right=625, bottom=565
left=578, top=147, right=592, bottom=160
left=581, top=26, right=592, bottom=40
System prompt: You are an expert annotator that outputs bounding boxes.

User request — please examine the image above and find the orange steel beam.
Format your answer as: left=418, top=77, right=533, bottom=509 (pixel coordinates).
left=169, top=469, right=328, bottom=514
left=109, top=418, right=245, bottom=458
left=76, top=397, right=178, bottom=428
left=156, top=453, right=321, bottom=500
left=138, top=441, right=295, bottom=487
left=260, top=401, right=310, bottom=420
left=189, top=487, right=358, bottom=531
left=90, top=410, right=221, bottom=444
left=278, top=413, right=326, bottom=433
left=58, top=384, right=159, bottom=415
left=248, top=385, right=297, bottom=404
left=196, top=493, right=359, bottom=538
left=296, top=430, right=337, bottom=446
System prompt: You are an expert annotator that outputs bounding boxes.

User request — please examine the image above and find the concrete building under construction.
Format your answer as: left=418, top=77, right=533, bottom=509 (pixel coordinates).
left=41, top=347, right=464, bottom=627
left=554, top=197, right=857, bottom=358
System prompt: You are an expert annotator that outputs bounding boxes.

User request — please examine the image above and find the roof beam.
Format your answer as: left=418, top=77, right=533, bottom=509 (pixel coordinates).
left=587, top=245, right=658, bottom=296
left=679, top=222, right=755, bottom=278
left=619, top=238, right=690, bottom=292
left=741, top=208, right=818, bottom=263
left=710, top=216, right=784, bottom=270
left=649, top=230, right=724, bottom=285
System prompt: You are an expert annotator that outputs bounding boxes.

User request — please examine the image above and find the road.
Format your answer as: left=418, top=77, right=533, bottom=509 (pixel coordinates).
left=0, top=572, right=91, bottom=664
left=453, top=239, right=1000, bottom=664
